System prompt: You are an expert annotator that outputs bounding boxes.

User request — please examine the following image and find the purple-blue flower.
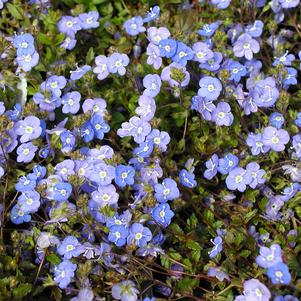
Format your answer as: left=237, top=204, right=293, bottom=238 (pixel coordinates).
left=146, top=43, right=162, bottom=70
left=172, top=42, right=194, bottom=66
left=62, top=91, right=81, bottom=114
left=16, top=142, right=38, bottom=163
left=233, top=33, right=260, bottom=60
left=111, top=280, right=139, bottom=301
left=246, top=162, right=266, bottom=189
left=57, top=16, right=81, bottom=36
left=209, top=236, right=223, bottom=258
left=54, top=260, right=77, bottom=289
left=143, top=5, right=160, bottom=23
left=78, top=11, right=99, bottom=29
left=211, top=0, right=231, bottom=9
left=127, top=223, right=152, bottom=248
left=267, top=262, right=291, bottom=285
left=246, top=132, right=270, bottom=155
left=158, top=39, right=177, bottom=58
left=212, top=102, right=234, bottom=126
left=117, top=116, right=151, bottom=143
left=53, top=182, right=72, bottom=202
left=18, top=190, right=40, bottom=213
left=135, top=95, right=156, bottom=121
left=124, top=16, right=145, bottom=36
left=93, top=55, right=109, bottom=80
left=147, top=27, right=170, bottom=45
left=146, top=129, right=170, bottom=152
left=269, top=112, right=284, bottom=129
left=204, top=154, right=219, bottom=180
left=57, top=236, right=82, bottom=259
left=13, top=33, right=35, bottom=56
left=143, top=74, right=161, bottom=98
left=152, top=203, right=174, bottom=228
left=262, top=126, right=289, bottom=152
left=107, top=53, right=129, bottom=76
left=256, top=243, right=283, bottom=269
left=91, top=184, right=119, bottom=207
left=198, top=76, right=222, bottom=101
left=90, top=115, right=110, bottom=140
left=226, top=167, right=252, bottom=192
left=154, top=178, right=180, bottom=203
left=11, top=204, right=31, bottom=224
left=115, top=165, right=135, bottom=188
left=179, top=169, right=197, bottom=188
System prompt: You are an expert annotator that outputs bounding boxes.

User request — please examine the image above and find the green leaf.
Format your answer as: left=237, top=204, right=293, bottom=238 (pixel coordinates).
left=6, top=3, right=23, bottom=20
left=12, top=283, right=32, bottom=299
left=86, top=47, right=95, bottom=65
left=176, top=277, right=199, bottom=293
left=46, top=253, right=61, bottom=265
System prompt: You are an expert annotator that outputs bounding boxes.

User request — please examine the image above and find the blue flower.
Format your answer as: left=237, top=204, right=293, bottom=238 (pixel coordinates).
left=199, top=52, right=223, bottom=71
left=246, top=162, right=266, bottom=189
left=179, top=169, right=197, bottom=188
left=70, top=65, right=91, bottom=81
left=209, top=236, right=223, bottom=258
left=255, top=244, right=283, bottom=268
left=211, top=0, right=231, bottom=9
left=204, top=154, right=219, bottom=180
left=81, top=121, right=94, bottom=143
left=152, top=203, right=174, bottom=228
left=273, top=51, right=295, bottom=66
left=18, top=190, right=40, bottom=213
left=123, top=16, right=145, bottom=36
left=294, top=112, right=301, bottom=127
left=158, top=39, right=177, bottom=58
left=111, top=280, right=139, bottom=301
left=267, top=262, right=291, bottom=285
left=133, top=141, right=154, bottom=158
left=53, top=182, right=72, bottom=202
left=146, top=129, right=170, bottom=152
left=90, top=115, right=110, bottom=140
left=60, top=130, right=76, bottom=152
left=108, top=225, right=129, bottom=247
left=283, top=67, right=297, bottom=88
left=32, top=165, right=46, bottom=180
left=61, top=91, right=81, bottom=114
left=154, top=178, right=180, bottom=203
left=143, top=74, right=161, bottom=98
left=15, top=174, right=37, bottom=192
left=57, top=236, right=82, bottom=259
left=107, top=53, right=130, bottom=76
left=11, top=204, right=31, bottom=224
left=198, top=76, right=222, bottom=101
left=217, top=153, right=239, bottom=175
left=54, top=260, right=77, bottom=289
left=245, top=20, right=264, bottom=37
left=115, top=165, right=135, bottom=188
left=228, top=61, right=247, bottom=82
left=143, top=5, right=160, bottom=23
left=197, top=22, right=220, bottom=37
left=78, top=11, right=99, bottom=29
left=172, top=42, right=194, bottom=66
left=127, top=223, right=152, bottom=248
left=269, top=112, right=284, bottom=129
left=225, top=167, right=252, bottom=192
left=13, top=33, right=35, bottom=56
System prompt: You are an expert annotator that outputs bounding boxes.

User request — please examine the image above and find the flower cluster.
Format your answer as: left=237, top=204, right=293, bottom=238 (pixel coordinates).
left=13, top=33, right=39, bottom=72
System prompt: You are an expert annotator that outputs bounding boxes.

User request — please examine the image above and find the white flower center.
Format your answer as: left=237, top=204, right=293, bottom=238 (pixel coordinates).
left=207, top=84, right=215, bottom=92
left=99, top=171, right=107, bottom=178
left=25, top=126, right=33, bottom=134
